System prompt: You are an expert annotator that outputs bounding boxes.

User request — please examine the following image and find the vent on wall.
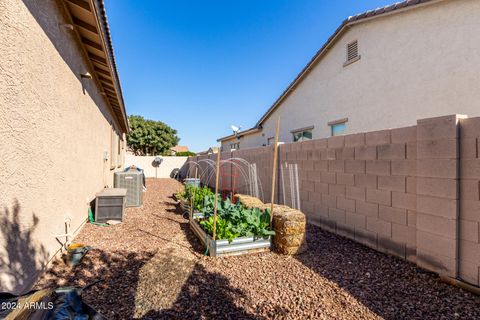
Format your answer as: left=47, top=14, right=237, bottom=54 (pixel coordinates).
left=345, top=40, right=360, bottom=66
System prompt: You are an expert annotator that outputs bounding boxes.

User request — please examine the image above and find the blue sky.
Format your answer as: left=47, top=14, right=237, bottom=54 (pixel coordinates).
left=105, top=0, right=395, bottom=152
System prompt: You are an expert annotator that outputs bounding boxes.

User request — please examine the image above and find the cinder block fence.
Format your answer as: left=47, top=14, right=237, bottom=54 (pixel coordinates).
left=188, top=115, right=480, bottom=288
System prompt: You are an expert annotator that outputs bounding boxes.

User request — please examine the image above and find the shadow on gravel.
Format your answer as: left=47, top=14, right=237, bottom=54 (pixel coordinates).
left=139, top=263, right=264, bottom=320
left=295, top=224, right=480, bottom=320
left=178, top=220, right=205, bottom=255
left=36, top=249, right=155, bottom=319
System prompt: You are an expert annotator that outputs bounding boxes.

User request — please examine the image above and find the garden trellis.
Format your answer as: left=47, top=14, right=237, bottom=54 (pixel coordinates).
left=179, top=118, right=281, bottom=256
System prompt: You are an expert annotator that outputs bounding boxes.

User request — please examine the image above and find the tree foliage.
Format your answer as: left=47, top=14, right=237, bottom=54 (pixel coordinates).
left=127, top=115, right=179, bottom=156
left=175, top=151, right=196, bottom=157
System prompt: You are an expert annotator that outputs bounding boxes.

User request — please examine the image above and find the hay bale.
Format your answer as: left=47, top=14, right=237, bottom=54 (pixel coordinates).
left=274, top=220, right=305, bottom=235
left=234, top=194, right=265, bottom=209
left=271, top=206, right=307, bottom=255
left=275, top=242, right=307, bottom=255
left=261, top=203, right=292, bottom=213
left=275, top=233, right=305, bottom=247
left=233, top=195, right=308, bottom=255
left=272, top=209, right=306, bottom=233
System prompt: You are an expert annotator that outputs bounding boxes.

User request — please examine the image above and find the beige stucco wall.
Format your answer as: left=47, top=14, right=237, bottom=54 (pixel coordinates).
left=0, top=0, right=125, bottom=293
left=125, top=155, right=188, bottom=178
left=222, top=0, right=480, bottom=151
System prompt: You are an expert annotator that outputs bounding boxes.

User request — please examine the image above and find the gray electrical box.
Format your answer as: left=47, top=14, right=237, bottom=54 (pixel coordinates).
left=114, top=170, right=144, bottom=207
left=95, top=188, right=127, bottom=223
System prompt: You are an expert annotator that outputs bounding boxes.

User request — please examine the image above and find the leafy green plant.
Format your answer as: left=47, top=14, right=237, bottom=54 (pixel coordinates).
left=176, top=185, right=215, bottom=212
left=200, top=216, right=239, bottom=243
left=191, top=186, right=214, bottom=211
left=175, top=151, right=196, bottom=157
left=197, top=194, right=275, bottom=241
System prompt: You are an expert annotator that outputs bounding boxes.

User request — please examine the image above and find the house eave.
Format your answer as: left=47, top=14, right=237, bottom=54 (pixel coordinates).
left=62, top=0, right=129, bottom=133
left=217, top=127, right=262, bottom=142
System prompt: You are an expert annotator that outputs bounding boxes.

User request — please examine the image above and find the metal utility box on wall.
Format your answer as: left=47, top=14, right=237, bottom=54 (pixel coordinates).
left=95, top=188, right=127, bottom=223
left=114, top=170, right=144, bottom=207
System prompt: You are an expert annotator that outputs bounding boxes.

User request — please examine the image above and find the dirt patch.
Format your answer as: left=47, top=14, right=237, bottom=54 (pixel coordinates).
left=133, top=234, right=199, bottom=318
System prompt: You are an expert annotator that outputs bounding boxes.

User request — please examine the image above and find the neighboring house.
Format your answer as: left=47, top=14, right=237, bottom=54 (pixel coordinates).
left=197, top=147, right=219, bottom=156
left=0, top=0, right=128, bottom=293
left=170, top=145, right=189, bottom=155
left=219, top=0, right=480, bottom=151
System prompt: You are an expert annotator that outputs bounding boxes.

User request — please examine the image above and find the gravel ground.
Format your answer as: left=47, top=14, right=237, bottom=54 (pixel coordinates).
left=36, top=178, right=480, bottom=320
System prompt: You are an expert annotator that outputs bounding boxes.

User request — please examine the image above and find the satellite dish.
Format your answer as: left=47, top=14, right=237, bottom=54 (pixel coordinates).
left=231, top=125, right=241, bottom=135
left=152, top=156, right=163, bottom=167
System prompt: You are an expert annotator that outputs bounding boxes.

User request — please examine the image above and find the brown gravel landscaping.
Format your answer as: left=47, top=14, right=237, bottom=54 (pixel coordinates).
left=36, top=178, right=480, bottom=320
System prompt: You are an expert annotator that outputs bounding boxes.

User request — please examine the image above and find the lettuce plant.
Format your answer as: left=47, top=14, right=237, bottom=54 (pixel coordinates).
left=176, top=185, right=214, bottom=211
left=198, top=194, right=275, bottom=241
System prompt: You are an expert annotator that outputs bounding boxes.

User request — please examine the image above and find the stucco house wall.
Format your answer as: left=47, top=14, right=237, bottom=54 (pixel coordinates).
left=0, top=0, right=126, bottom=293
left=221, top=0, right=480, bottom=151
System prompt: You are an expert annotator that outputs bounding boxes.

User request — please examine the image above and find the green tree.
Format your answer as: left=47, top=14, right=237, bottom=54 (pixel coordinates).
left=175, top=151, right=196, bottom=157
left=127, top=115, right=179, bottom=155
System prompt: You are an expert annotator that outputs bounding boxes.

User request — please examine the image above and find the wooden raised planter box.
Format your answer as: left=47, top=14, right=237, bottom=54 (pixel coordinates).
left=189, top=212, right=272, bottom=257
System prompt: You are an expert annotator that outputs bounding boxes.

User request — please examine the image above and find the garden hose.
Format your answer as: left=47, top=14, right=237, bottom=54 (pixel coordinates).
left=88, top=206, right=108, bottom=227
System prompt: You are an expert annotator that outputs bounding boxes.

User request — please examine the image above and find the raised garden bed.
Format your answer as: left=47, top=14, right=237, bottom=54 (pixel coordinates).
left=189, top=212, right=272, bottom=257
left=177, top=183, right=275, bottom=257
left=179, top=199, right=190, bottom=213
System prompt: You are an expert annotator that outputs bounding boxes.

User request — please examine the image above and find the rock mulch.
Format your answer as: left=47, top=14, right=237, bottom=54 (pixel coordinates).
left=36, top=179, right=480, bottom=320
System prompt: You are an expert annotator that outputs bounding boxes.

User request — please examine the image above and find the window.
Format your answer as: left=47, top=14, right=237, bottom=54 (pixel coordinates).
left=230, top=142, right=240, bottom=150
left=110, top=125, right=116, bottom=170
left=117, top=135, right=122, bottom=168
left=329, top=118, right=348, bottom=136
left=344, top=40, right=360, bottom=66
left=121, top=134, right=126, bottom=166
left=331, top=123, right=346, bottom=136
left=291, top=126, right=313, bottom=142
left=267, top=137, right=275, bottom=145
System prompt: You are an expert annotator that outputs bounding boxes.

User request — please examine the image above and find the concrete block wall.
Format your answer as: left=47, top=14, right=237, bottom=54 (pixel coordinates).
left=280, top=125, right=419, bottom=263
left=188, top=148, right=274, bottom=202
left=187, top=115, right=479, bottom=286
left=459, top=117, right=480, bottom=286
left=415, top=116, right=461, bottom=278
left=125, top=155, right=188, bottom=178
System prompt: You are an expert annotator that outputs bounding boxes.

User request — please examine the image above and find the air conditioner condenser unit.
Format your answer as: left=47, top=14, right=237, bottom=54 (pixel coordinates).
left=114, top=170, right=143, bottom=207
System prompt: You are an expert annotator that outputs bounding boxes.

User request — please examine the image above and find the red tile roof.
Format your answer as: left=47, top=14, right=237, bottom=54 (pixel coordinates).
left=170, top=146, right=189, bottom=153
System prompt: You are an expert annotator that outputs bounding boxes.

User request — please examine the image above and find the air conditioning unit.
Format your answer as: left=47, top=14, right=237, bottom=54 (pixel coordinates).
left=95, top=188, right=127, bottom=223
left=114, top=170, right=143, bottom=207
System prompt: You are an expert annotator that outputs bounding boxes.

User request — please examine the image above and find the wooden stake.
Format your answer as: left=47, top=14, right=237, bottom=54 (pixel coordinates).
left=190, top=167, right=198, bottom=220
left=270, top=117, right=280, bottom=226
left=212, top=146, right=222, bottom=240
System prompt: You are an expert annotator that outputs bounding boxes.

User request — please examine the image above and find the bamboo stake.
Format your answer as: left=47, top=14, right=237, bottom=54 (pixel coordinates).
left=270, top=117, right=280, bottom=226
left=212, top=146, right=222, bottom=240
left=190, top=167, right=198, bottom=220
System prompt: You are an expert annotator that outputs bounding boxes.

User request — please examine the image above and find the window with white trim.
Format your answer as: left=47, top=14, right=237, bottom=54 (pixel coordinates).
left=110, top=125, right=116, bottom=170
left=329, top=118, right=348, bottom=136
left=116, top=134, right=122, bottom=168
left=292, top=127, right=313, bottom=142
left=230, top=142, right=240, bottom=150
